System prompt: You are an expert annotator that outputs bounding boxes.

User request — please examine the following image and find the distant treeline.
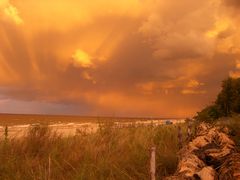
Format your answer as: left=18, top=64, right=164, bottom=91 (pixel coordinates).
left=195, top=77, right=240, bottom=122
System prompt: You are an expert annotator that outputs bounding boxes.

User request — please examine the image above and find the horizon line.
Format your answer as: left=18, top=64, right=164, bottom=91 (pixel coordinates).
left=0, top=112, right=187, bottom=120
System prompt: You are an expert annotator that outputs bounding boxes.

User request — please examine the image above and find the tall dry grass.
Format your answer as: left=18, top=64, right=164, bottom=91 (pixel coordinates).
left=0, top=123, right=188, bottom=180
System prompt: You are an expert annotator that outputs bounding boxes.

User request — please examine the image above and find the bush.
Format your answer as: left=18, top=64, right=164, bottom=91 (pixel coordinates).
left=195, top=105, right=220, bottom=122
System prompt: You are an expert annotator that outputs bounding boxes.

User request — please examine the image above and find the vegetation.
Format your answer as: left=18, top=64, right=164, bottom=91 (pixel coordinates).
left=195, top=77, right=240, bottom=122
left=195, top=77, right=240, bottom=145
left=0, top=123, right=188, bottom=180
left=1, top=78, right=239, bottom=179
left=216, top=115, right=240, bottom=145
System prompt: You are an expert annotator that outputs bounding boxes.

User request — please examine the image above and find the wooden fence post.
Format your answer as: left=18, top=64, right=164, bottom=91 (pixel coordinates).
left=178, top=126, right=183, bottom=149
left=150, top=146, right=156, bottom=180
left=48, top=155, right=51, bottom=180
left=4, top=125, right=8, bottom=141
left=187, top=123, right=192, bottom=141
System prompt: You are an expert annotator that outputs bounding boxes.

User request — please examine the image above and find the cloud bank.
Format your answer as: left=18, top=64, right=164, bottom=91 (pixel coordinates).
left=0, top=0, right=239, bottom=117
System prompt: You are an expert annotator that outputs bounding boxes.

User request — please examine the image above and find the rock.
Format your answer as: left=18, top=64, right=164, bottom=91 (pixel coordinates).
left=165, top=123, right=238, bottom=180
left=195, top=166, right=216, bottom=180
left=218, top=153, right=240, bottom=180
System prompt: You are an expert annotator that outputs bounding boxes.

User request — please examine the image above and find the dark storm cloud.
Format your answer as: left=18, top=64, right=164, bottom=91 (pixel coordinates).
left=224, top=0, right=240, bottom=7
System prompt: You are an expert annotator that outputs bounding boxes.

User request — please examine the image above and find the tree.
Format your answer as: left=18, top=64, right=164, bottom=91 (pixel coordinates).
left=196, top=77, right=240, bottom=121
left=215, top=78, right=234, bottom=116
left=231, top=78, right=240, bottom=113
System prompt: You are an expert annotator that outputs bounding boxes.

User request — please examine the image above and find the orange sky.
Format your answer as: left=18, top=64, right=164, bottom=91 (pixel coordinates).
left=0, top=0, right=240, bottom=117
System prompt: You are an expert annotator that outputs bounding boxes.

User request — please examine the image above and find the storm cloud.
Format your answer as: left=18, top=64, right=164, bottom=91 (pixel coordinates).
left=0, top=0, right=239, bottom=117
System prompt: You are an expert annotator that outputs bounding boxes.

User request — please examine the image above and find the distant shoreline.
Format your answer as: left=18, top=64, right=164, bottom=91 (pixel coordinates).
left=0, top=113, right=186, bottom=126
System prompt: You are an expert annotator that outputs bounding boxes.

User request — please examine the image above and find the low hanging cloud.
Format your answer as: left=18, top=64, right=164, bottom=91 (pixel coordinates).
left=0, top=0, right=240, bottom=117
left=229, top=60, right=240, bottom=78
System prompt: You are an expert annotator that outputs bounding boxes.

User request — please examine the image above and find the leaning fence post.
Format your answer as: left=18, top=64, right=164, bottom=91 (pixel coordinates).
left=150, top=146, right=156, bottom=180
left=178, top=126, right=182, bottom=149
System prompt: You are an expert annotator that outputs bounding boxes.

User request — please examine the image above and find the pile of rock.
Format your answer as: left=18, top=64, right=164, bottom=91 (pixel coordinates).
left=165, top=123, right=240, bottom=180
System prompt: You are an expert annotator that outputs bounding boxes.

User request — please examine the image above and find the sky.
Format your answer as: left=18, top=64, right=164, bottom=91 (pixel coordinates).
left=0, top=0, right=240, bottom=117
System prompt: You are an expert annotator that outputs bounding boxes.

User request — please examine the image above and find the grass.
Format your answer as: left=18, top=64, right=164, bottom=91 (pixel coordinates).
left=0, top=123, right=189, bottom=180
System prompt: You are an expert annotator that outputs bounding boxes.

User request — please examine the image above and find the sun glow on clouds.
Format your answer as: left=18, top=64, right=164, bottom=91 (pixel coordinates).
left=72, top=50, right=93, bottom=68
left=0, top=0, right=240, bottom=117
left=206, top=18, right=231, bottom=38
left=3, top=4, right=22, bottom=24
left=187, top=80, right=204, bottom=88
left=0, top=0, right=22, bottom=24
left=181, top=89, right=206, bottom=95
